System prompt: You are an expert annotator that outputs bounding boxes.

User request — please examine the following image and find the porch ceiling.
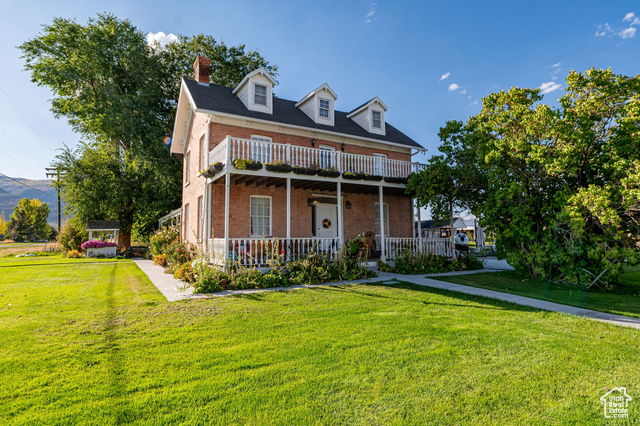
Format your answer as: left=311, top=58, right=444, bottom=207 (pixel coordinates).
left=212, top=173, right=408, bottom=196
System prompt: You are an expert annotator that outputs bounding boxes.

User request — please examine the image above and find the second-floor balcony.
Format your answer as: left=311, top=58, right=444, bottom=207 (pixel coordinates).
left=208, top=136, right=426, bottom=182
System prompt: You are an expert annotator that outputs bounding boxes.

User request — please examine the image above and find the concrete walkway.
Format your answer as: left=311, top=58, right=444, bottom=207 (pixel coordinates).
left=134, top=259, right=640, bottom=330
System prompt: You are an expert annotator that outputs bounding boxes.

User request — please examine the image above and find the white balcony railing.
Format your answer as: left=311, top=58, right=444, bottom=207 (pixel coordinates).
left=209, top=136, right=426, bottom=179
left=208, top=236, right=453, bottom=266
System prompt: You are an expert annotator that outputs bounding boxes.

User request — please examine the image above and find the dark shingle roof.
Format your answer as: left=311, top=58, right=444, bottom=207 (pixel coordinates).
left=183, top=78, right=423, bottom=150
left=86, top=220, right=120, bottom=230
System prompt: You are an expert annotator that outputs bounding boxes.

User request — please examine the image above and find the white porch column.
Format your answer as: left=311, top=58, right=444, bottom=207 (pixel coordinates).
left=337, top=181, right=344, bottom=247
left=224, top=173, right=230, bottom=265
left=286, top=177, right=291, bottom=260
left=205, top=182, right=211, bottom=255
left=417, top=201, right=422, bottom=254
left=379, top=185, right=386, bottom=262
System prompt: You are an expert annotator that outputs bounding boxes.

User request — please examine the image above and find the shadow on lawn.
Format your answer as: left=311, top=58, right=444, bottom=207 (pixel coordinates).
left=341, top=281, right=541, bottom=313
left=104, top=264, right=135, bottom=423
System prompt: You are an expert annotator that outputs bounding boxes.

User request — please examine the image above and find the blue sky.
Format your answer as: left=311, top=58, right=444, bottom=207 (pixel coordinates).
left=1, top=0, right=639, bottom=180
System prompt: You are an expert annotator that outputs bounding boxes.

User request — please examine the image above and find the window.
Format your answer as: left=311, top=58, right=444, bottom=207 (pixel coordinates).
left=185, top=151, right=191, bottom=184
left=374, top=202, right=389, bottom=237
left=319, top=98, right=330, bottom=119
left=372, top=110, right=382, bottom=129
left=318, top=145, right=334, bottom=169
left=184, top=204, right=190, bottom=239
left=251, top=135, right=272, bottom=163
left=200, top=135, right=207, bottom=170
left=254, top=84, right=267, bottom=106
left=250, top=196, right=271, bottom=236
left=198, top=196, right=204, bottom=240
left=373, top=153, right=387, bottom=176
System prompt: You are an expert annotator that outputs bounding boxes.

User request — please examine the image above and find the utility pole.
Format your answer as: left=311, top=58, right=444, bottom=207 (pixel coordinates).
left=45, top=167, right=63, bottom=233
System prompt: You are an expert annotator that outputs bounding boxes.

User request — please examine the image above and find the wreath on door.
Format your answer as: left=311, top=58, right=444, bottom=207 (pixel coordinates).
left=322, top=218, right=332, bottom=229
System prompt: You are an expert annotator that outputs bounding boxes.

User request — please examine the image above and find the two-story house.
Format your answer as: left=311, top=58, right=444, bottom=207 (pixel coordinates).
left=170, top=56, right=444, bottom=265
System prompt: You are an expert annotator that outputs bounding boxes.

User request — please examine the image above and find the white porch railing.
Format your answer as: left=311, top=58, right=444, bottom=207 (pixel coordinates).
left=208, top=236, right=454, bottom=266
left=209, top=136, right=427, bottom=178
left=208, top=237, right=340, bottom=266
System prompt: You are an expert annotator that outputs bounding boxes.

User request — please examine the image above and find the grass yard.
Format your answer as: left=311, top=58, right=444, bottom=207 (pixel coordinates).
left=1, top=257, right=639, bottom=425
left=436, top=265, right=640, bottom=320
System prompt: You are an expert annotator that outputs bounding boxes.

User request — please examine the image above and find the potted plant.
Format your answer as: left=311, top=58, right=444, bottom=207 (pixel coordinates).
left=293, top=163, right=319, bottom=176
left=265, top=160, right=293, bottom=173
left=199, top=162, right=223, bottom=178
left=363, top=173, right=383, bottom=181
left=233, top=158, right=263, bottom=171
left=317, top=167, right=341, bottom=178
left=383, top=176, right=409, bottom=184
left=342, top=171, right=365, bottom=180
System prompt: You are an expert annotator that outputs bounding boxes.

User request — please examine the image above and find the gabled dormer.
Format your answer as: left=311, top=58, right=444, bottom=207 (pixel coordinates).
left=346, top=97, right=388, bottom=135
left=295, top=83, right=338, bottom=126
left=232, top=67, right=277, bottom=114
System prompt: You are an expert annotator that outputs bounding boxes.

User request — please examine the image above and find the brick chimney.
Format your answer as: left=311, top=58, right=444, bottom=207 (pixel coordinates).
left=193, top=55, right=211, bottom=84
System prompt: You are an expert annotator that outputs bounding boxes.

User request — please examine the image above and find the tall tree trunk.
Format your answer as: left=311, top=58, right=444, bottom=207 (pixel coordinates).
left=116, top=203, right=134, bottom=249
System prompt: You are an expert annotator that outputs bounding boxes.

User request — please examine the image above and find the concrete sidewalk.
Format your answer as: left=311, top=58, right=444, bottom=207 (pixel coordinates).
left=134, top=259, right=640, bottom=330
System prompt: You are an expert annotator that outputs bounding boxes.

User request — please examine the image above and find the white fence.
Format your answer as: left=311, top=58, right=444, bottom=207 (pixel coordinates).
left=383, top=237, right=453, bottom=260
left=209, top=136, right=427, bottom=178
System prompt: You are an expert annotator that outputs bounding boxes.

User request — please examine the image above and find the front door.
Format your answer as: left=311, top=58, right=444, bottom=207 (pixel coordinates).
left=315, top=203, right=338, bottom=238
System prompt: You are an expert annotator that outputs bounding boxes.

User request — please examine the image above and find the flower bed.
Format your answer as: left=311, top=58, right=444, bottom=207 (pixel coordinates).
left=233, top=159, right=263, bottom=171
left=81, top=240, right=116, bottom=249
left=82, top=240, right=117, bottom=258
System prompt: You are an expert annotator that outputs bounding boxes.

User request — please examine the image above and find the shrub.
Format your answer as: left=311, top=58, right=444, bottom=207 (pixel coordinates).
left=153, top=254, right=167, bottom=267
left=66, top=250, right=82, bottom=258
left=58, top=222, right=88, bottom=251
left=385, top=247, right=484, bottom=274
left=166, top=242, right=194, bottom=269
left=174, top=262, right=195, bottom=283
left=149, top=225, right=180, bottom=256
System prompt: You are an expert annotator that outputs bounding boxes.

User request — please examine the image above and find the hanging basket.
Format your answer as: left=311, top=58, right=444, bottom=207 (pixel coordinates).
left=383, top=176, right=408, bottom=184
left=233, top=159, right=263, bottom=171
left=342, top=172, right=365, bottom=180
left=265, top=163, right=293, bottom=173
left=293, top=167, right=319, bottom=176
left=363, top=174, right=383, bottom=181
left=318, top=169, right=341, bottom=178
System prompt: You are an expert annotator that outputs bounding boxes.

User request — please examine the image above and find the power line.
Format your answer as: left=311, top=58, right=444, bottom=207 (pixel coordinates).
left=0, top=109, right=54, bottom=162
left=0, top=143, right=43, bottom=176
left=0, top=83, right=58, bottom=152
left=0, top=171, right=52, bottom=194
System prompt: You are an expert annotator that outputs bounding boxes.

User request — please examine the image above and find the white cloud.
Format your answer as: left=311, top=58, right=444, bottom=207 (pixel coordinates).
left=146, top=31, right=178, bottom=48
left=461, top=89, right=467, bottom=94
left=366, top=3, right=377, bottom=23
left=470, top=100, right=478, bottom=105
left=539, top=81, right=562, bottom=95
left=620, top=27, right=637, bottom=39
left=439, top=72, right=450, bottom=81
left=595, top=30, right=606, bottom=37
left=551, top=62, right=561, bottom=68
left=448, top=83, right=459, bottom=91
left=623, top=12, right=636, bottom=22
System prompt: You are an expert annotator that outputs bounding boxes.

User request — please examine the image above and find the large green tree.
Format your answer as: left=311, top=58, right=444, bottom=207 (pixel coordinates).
left=20, top=13, right=277, bottom=246
left=7, top=198, right=51, bottom=242
left=408, top=68, right=640, bottom=287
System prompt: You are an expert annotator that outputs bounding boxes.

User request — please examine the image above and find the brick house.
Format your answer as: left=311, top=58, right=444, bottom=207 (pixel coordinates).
left=170, top=56, right=447, bottom=265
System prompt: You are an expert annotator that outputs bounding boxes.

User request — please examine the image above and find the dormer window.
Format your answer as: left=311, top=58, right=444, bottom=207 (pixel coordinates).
left=372, top=110, right=382, bottom=129
left=319, top=99, right=330, bottom=118
left=254, top=84, right=267, bottom=106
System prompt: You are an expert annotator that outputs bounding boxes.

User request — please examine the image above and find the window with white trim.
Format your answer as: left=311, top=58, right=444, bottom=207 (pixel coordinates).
left=372, top=110, right=382, bottom=129
left=318, top=144, right=334, bottom=169
left=319, top=98, right=330, bottom=119
left=185, top=151, right=191, bottom=184
left=251, top=135, right=272, bottom=163
left=373, top=153, right=387, bottom=176
left=198, top=196, right=204, bottom=240
left=200, top=135, right=207, bottom=170
left=374, top=202, right=389, bottom=237
left=184, top=203, right=190, bottom=239
left=250, top=196, right=271, bottom=236
left=254, top=84, right=267, bottom=106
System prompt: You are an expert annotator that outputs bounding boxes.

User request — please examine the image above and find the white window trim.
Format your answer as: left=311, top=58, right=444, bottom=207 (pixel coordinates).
left=184, top=151, right=191, bottom=186
left=374, top=202, right=390, bottom=237
left=318, top=144, right=335, bottom=169
left=254, top=83, right=267, bottom=106
left=371, top=110, right=382, bottom=129
left=184, top=203, right=190, bottom=241
left=200, top=135, right=207, bottom=170
left=250, top=135, right=272, bottom=163
left=197, top=196, right=204, bottom=241
left=372, top=153, right=387, bottom=176
left=250, top=195, right=272, bottom=237
left=318, top=98, right=331, bottom=120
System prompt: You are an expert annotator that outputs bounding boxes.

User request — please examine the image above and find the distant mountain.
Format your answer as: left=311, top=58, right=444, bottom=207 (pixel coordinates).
left=0, top=176, right=62, bottom=226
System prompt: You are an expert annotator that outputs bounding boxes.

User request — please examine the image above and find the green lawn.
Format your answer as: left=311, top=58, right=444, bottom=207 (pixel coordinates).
left=1, top=257, right=639, bottom=425
left=435, top=265, right=640, bottom=320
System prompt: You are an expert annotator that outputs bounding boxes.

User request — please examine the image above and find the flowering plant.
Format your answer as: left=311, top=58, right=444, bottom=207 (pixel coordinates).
left=81, top=240, right=117, bottom=250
